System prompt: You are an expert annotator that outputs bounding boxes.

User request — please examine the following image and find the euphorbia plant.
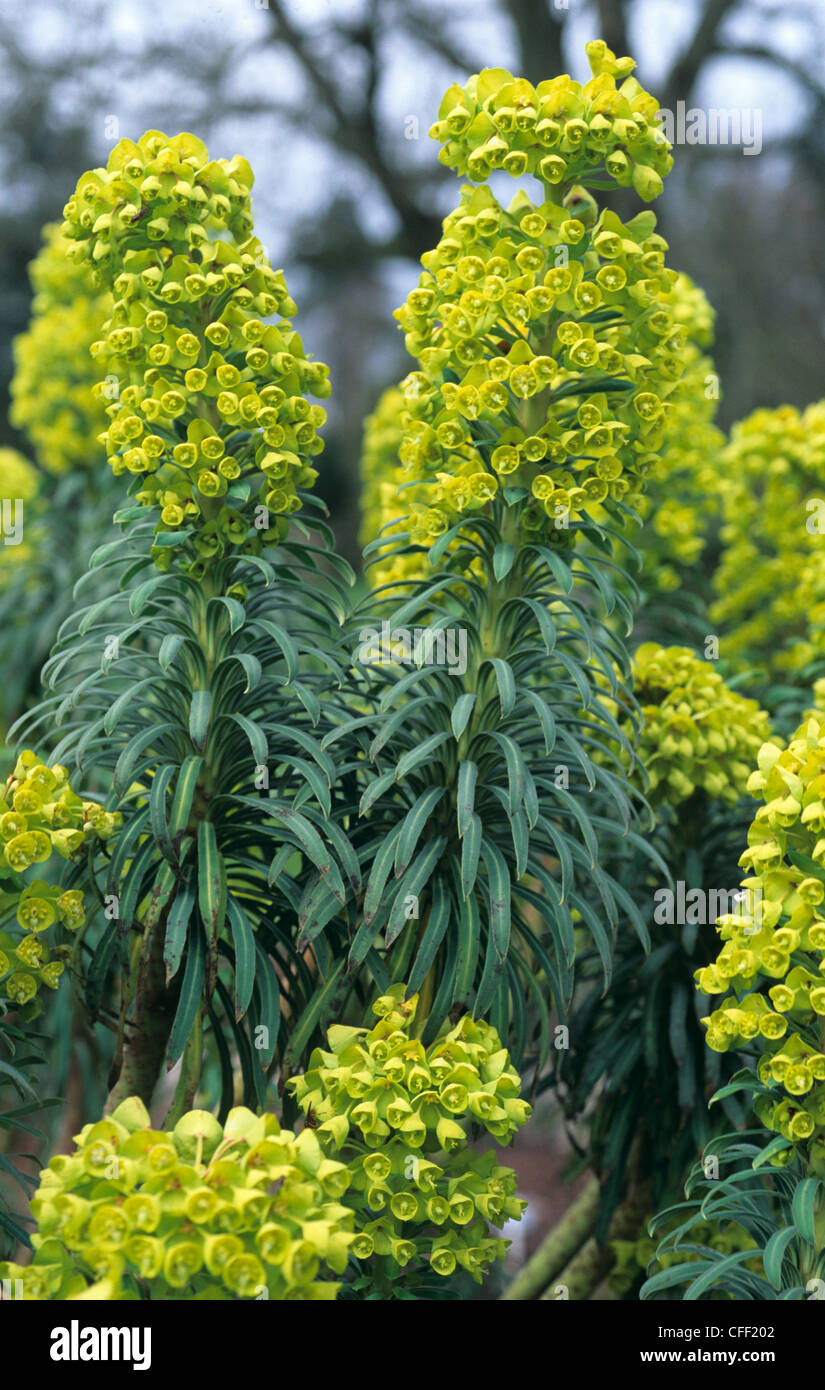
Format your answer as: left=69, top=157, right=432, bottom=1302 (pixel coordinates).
left=643, top=695, right=825, bottom=1299
left=0, top=40, right=726, bottom=1301
left=502, top=646, right=772, bottom=1299
left=338, top=39, right=697, bottom=1067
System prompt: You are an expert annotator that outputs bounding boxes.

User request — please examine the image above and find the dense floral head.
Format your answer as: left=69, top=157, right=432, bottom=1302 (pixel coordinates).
left=362, top=270, right=723, bottom=594
left=288, top=986, right=529, bottom=1282
left=604, top=644, right=771, bottom=806
left=10, top=224, right=111, bottom=475
left=61, top=131, right=330, bottom=574
left=711, top=401, right=825, bottom=674
left=0, top=1098, right=354, bottom=1299
left=431, top=40, right=672, bottom=199
left=393, top=193, right=686, bottom=544
left=697, top=707, right=825, bottom=1170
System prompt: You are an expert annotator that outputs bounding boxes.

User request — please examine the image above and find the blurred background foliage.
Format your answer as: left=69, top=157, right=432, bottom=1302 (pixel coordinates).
left=1, top=0, right=824, bottom=572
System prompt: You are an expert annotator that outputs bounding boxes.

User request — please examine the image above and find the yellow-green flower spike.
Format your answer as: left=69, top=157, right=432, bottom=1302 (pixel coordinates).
left=359, top=47, right=694, bottom=579
left=697, top=697, right=825, bottom=1169
left=10, top=224, right=111, bottom=475
left=711, top=401, right=825, bottom=675
left=61, top=132, right=330, bottom=572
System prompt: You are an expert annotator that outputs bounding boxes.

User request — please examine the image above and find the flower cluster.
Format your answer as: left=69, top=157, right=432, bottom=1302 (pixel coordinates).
left=61, top=131, right=330, bottom=573
left=696, top=710, right=825, bottom=1168
left=10, top=224, right=111, bottom=475
left=288, top=985, right=529, bottom=1282
left=361, top=272, right=722, bottom=596
left=0, top=1097, right=354, bottom=1300
left=0, top=751, right=120, bottom=1013
left=605, top=644, right=771, bottom=807
left=710, top=402, right=825, bottom=674
left=355, top=45, right=688, bottom=584
left=431, top=41, right=672, bottom=198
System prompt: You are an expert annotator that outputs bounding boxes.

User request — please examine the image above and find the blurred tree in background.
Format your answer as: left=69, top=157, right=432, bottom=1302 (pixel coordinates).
left=1, top=0, right=824, bottom=562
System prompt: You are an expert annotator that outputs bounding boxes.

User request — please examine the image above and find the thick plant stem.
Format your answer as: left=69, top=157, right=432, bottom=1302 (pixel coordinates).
left=164, top=1010, right=204, bottom=1126
left=104, top=916, right=178, bottom=1113
left=500, top=1175, right=601, bottom=1300
left=539, top=1181, right=651, bottom=1301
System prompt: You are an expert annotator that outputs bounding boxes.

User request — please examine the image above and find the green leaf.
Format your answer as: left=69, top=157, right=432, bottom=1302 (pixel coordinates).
left=763, top=1227, right=798, bottom=1290
left=685, top=1249, right=767, bottom=1301
left=394, top=731, right=450, bottom=782
left=226, top=895, right=256, bottom=1021
left=359, top=769, right=395, bottom=816
left=454, top=888, right=481, bottom=1007
left=519, top=598, right=557, bottom=655
left=251, top=619, right=299, bottom=681
left=251, top=941, right=280, bottom=1064
left=363, top=826, right=403, bottom=925
left=222, top=652, right=262, bottom=693
left=197, top=820, right=226, bottom=946
left=270, top=808, right=345, bottom=905
left=457, top=760, right=478, bottom=839
left=386, top=836, right=447, bottom=946
left=450, top=692, right=476, bottom=741
left=493, top=542, right=515, bottom=580
left=488, top=732, right=526, bottom=815
left=189, top=691, right=212, bottom=753
left=164, top=878, right=196, bottom=982
left=168, top=756, right=203, bottom=838
left=167, top=922, right=205, bottom=1065
left=406, top=875, right=451, bottom=995
left=523, top=690, right=556, bottom=754
left=481, top=658, right=516, bottom=718
left=209, top=595, right=246, bottom=633
left=113, top=722, right=178, bottom=797
left=481, top=837, right=511, bottom=964
left=103, top=678, right=157, bottom=736
left=159, top=633, right=185, bottom=671
left=230, top=713, right=268, bottom=768
left=150, top=763, right=177, bottom=862
left=753, top=1135, right=793, bottom=1169
left=792, top=1177, right=821, bottom=1244
left=461, top=813, right=482, bottom=899
left=395, top=788, right=446, bottom=877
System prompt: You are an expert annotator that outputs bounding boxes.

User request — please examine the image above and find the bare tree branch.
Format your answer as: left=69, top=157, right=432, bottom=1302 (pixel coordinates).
left=660, top=0, right=740, bottom=110
left=711, top=41, right=825, bottom=103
